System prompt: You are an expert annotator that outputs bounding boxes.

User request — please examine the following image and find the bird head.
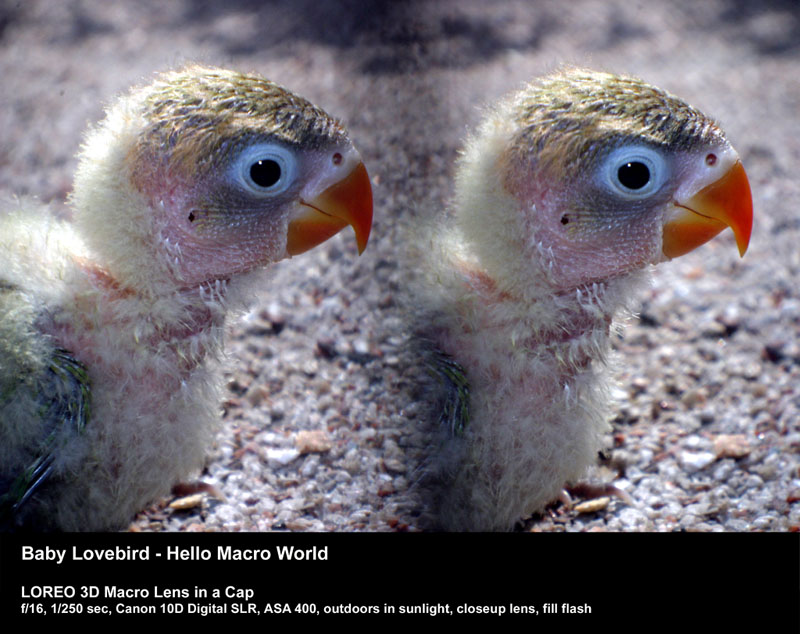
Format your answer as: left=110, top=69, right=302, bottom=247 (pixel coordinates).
left=455, top=68, right=752, bottom=295
left=71, top=67, right=372, bottom=292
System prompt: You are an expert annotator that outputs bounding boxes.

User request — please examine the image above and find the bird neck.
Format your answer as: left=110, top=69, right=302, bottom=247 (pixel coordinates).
left=452, top=255, right=614, bottom=344
left=71, top=256, right=230, bottom=350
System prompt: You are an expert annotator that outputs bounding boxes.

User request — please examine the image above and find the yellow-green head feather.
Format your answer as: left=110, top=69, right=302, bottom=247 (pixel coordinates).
left=506, top=68, right=725, bottom=178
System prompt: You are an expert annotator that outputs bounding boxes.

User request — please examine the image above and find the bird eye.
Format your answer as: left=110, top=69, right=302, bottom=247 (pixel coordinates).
left=603, top=146, right=667, bottom=199
left=235, top=143, right=297, bottom=196
left=617, top=161, right=650, bottom=190
left=250, top=159, right=282, bottom=188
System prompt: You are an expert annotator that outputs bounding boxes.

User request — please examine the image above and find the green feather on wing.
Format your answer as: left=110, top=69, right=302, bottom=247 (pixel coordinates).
left=427, top=347, right=471, bottom=437
left=0, top=346, right=90, bottom=524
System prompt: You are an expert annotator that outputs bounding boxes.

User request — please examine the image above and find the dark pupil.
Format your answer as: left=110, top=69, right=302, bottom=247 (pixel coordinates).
left=617, top=161, right=650, bottom=190
left=250, top=159, right=281, bottom=188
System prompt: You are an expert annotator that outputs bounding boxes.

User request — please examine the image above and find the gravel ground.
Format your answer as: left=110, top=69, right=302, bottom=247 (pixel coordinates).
left=1, top=0, right=798, bottom=532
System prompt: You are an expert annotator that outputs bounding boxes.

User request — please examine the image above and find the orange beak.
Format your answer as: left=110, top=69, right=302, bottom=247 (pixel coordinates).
left=662, top=160, right=752, bottom=259
left=287, top=162, right=373, bottom=256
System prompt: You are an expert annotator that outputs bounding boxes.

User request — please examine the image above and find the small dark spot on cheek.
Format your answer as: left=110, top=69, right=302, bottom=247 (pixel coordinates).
left=332, top=152, right=343, bottom=166
left=706, top=153, right=717, bottom=166
left=188, top=211, right=196, bottom=223
left=560, top=215, right=570, bottom=225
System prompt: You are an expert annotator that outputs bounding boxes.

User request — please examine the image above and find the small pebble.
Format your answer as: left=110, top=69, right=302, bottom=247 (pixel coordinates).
left=169, top=493, right=205, bottom=511
left=574, top=497, right=610, bottom=514
left=264, top=447, right=301, bottom=466
left=296, top=430, right=334, bottom=454
left=680, top=451, right=717, bottom=471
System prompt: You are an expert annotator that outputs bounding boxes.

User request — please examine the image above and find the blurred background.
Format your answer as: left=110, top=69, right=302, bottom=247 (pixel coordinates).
left=1, top=0, right=798, bottom=531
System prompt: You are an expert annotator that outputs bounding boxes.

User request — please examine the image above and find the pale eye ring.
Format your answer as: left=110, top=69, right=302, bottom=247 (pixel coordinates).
left=236, top=144, right=297, bottom=195
left=603, top=146, right=667, bottom=198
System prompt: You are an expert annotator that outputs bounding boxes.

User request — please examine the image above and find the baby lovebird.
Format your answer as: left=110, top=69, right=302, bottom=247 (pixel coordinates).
left=417, top=68, right=752, bottom=531
left=0, top=67, right=372, bottom=531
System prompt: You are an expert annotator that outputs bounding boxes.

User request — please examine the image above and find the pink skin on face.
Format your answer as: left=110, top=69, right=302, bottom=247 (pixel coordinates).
left=505, top=166, right=663, bottom=293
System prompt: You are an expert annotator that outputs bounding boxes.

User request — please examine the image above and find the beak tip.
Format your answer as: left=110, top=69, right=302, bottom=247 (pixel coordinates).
left=356, top=216, right=372, bottom=256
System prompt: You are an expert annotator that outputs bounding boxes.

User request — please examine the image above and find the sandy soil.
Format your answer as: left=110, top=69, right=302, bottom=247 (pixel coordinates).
left=1, top=0, right=798, bottom=532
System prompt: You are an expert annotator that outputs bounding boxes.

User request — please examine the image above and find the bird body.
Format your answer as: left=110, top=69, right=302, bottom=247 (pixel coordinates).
left=418, top=69, right=752, bottom=531
left=0, top=67, right=372, bottom=531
